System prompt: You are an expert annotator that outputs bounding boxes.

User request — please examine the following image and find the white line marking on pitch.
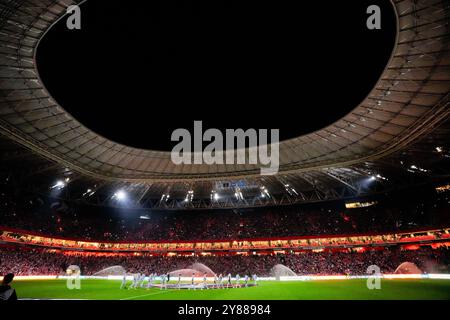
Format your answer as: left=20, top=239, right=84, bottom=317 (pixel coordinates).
left=120, top=290, right=170, bottom=300
left=19, top=298, right=88, bottom=300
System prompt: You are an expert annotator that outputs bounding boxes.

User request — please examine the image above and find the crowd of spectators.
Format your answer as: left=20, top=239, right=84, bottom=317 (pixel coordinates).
left=1, top=245, right=449, bottom=277
left=0, top=186, right=449, bottom=242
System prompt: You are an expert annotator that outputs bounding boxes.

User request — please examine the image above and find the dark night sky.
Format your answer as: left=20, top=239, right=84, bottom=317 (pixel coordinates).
left=36, top=0, right=396, bottom=151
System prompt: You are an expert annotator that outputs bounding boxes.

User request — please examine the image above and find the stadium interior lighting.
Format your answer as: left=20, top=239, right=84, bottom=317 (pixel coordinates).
left=82, top=188, right=95, bottom=197
left=51, top=180, right=66, bottom=190
left=184, top=190, right=194, bottom=203
left=284, top=184, right=298, bottom=196
left=234, top=188, right=244, bottom=201
left=260, top=186, right=270, bottom=198
left=210, top=191, right=219, bottom=201
left=409, top=165, right=429, bottom=173
left=369, top=174, right=388, bottom=182
left=376, top=174, right=388, bottom=181
left=436, top=146, right=443, bottom=153
left=161, top=194, right=170, bottom=202
left=113, top=190, right=127, bottom=201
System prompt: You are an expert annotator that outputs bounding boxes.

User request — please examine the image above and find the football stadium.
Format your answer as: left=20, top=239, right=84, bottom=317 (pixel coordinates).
left=0, top=0, right=450, bottom=303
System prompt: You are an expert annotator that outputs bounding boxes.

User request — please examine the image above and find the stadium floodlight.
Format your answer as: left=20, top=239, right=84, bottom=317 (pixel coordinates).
left=436, top=146, right=443, bottom=153
left=82, top=188, right=95, bottom=197
left=113, top=190, right=127, bottom=201
left=260, top=186, right=270, bottom=198
left=285, top=184, right=298, bottom=196
left=211, top=191, right=219, bottom=201
left=234, top=188, right=244, bottom=201
left=409, top=165, right=429, bottom=173
left=51, top=180, right=66, bottom=189
left=185, top=190, right=194, bottom=203
left=376, top=174, right=388, bottom=181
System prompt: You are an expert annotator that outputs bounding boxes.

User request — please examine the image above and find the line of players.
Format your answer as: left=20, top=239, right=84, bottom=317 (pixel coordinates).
left=120, top=272, right=258, bottom=290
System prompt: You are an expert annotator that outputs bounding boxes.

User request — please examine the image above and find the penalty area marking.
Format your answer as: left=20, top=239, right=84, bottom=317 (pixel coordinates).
left=120, top=290, right=170, bottom=300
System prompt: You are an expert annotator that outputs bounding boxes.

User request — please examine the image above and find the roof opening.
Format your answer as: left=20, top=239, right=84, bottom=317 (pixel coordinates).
left=36, top=0, right=396, bottom=151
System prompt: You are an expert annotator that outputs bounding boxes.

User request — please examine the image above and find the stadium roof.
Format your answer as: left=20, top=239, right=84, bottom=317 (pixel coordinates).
left=0, top=0, right=449, bottom=209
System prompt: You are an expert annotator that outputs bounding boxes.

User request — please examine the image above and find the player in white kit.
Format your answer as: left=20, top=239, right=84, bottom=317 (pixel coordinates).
left=128, top=273, right=138, bottom=289
left=160, top=274, right=167, bottom=290
left=202, top=272, right=208, bottom=290
left=244, top=275, right=249, bottom=287
left=235, top=274, right=240, bottom=287
left=146, top=273, right=153, bottom=289
left=252, top=274, right=258, bottom=286
left=189, top=273, right=196, bottom=290
left=120, top=273, right=127, bottom=289
left=213, top=274, right=218, bottom=288
left=139, top=274, right=146, bottom=288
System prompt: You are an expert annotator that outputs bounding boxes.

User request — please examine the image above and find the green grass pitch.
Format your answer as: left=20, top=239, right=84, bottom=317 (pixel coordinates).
left=12, top=279, right=450, bottom=300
